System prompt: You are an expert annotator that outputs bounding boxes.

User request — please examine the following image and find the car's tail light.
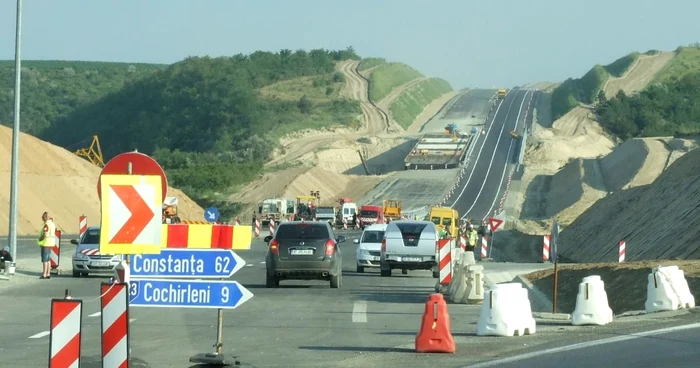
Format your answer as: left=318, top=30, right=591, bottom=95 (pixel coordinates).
left=381, top=239, right=386, bottom=253
left=435, top=240, right=439, bottom=253
left=269, top=239, right=279, bottom=256
left=325, top=239, right=335, bottom=256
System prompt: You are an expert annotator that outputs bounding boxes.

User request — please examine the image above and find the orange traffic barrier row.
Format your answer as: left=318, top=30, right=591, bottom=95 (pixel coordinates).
left=161, top=224, right=252, bottom=250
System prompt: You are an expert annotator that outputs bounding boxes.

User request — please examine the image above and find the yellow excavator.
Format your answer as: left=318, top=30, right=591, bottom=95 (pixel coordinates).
left=75, top=135, right=105, bottom=167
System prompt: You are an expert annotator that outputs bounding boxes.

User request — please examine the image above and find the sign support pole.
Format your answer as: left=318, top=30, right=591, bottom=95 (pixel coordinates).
left=552, top=259, right=559, bottom=313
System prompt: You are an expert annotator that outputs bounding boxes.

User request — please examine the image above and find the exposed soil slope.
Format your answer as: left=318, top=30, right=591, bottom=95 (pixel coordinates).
left=603, top=52, right=675, bottom=98
left=0, top=125, right=203, bottom=235
left=558, top=144, right=700, bottom=262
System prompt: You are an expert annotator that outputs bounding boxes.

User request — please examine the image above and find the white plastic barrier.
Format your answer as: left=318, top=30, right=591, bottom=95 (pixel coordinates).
left=645, top=265, right=696, bottom=313
left=448, top=253, right=465, bottom=297
left=460, top=264, right=484, bottom=304
left=571, top=275, right=613, bottom=326
left=477, top=283, right=536, bottom=337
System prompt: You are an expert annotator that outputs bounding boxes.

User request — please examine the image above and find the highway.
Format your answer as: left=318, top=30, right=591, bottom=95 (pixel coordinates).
left=421, top=89, right=496, bottom=133
left=449, top=88, right=534, bottom=221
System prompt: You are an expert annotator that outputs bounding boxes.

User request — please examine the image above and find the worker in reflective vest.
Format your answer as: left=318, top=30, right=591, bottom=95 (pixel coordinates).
left=37, top=211, right=57, bottom=279
left=466, top=223, right=478, bottom=251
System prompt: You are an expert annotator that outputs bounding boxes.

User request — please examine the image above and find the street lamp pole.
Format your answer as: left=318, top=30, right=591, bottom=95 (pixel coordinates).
left=8, top=0, right=24, bottom=263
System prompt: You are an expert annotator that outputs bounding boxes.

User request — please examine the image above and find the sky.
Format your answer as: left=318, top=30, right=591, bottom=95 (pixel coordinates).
left=1, top=0, right=699, bottom=89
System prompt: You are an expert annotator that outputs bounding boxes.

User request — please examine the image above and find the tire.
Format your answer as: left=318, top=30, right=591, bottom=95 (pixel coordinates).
left=266, top=274, right=279, bottom=288
left=402, top=269, right=408, bottom=275
left=381, top=268, right=391, bottom=277
left=356, top=266, right=364, bottom=273
left=72, top=271, right=81, bottom=278
left=330, top=272, right=341, bottom=288
left=432, top=270, right=440, bottom=279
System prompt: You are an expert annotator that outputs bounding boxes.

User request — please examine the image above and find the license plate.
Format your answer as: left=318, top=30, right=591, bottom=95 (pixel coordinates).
left=91, top=261, right=111, bottom=267
left=290, top=249, right=313, bottom=256
left=402, top=257, right=421, bottom=262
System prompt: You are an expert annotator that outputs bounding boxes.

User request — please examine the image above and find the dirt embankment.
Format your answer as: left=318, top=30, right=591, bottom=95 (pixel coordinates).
left=0, top=125, right=203, bottom=235
left=525, top=260, right=700, bottom=315
left=603, top=52, right=675, bottom=99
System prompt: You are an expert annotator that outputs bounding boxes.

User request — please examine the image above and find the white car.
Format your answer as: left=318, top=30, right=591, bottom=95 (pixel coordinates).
left=354, top=223, right=387, bottom=273
left=70, top=226, right=123, bottom=277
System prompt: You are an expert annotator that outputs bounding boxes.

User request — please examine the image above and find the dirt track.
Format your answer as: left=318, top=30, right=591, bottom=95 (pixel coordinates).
left=603, top=52, right=675, bottom=98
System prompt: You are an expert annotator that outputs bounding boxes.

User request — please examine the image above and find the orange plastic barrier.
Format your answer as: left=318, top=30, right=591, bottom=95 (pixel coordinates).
left=415, top=293, right=455, bottom=353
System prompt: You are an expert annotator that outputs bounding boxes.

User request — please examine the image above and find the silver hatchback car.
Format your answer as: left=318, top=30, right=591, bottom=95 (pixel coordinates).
left=70, top=226, right=123, bottom=277
left=379, top=220, right=439, bottom=277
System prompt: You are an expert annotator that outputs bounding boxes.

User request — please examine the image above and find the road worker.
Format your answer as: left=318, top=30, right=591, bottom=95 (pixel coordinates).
left=37, top=211, right=57, bottom=279
left=466, top=223, right=478, bottom=251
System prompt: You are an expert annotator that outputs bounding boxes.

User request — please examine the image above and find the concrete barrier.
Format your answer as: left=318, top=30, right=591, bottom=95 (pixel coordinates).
left=645, top=265, right=696, bottom=313
left=459, top=264, right=484, bottom=304
left=477, top=283, right=536, bottom=337
left=571, top=275, right=613, bottom=326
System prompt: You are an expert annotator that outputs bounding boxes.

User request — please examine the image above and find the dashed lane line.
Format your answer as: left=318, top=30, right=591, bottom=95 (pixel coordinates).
left=352, top=301, right=368, bottom=323
left=89, top=312, right=101, bottom=317
left=28, top=331, right=50, bottom=339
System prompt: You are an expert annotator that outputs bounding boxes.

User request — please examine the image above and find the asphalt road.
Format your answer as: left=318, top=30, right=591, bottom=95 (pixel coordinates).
left=448, top=88, right=534, bottom=221
left=1, top=233, right=698, bottom=367
left=421, top=89, right=496, bottom=133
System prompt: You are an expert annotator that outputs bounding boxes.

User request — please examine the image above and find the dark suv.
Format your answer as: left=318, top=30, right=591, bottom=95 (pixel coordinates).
left=265, top=222, right=345, bottom=288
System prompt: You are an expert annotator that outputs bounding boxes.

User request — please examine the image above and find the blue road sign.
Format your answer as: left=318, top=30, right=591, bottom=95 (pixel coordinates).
left=130, top=249, right=246, bottom=279
left=205, top=207, right=220, bottom=223
left=128, top=279, right=253, bottom=309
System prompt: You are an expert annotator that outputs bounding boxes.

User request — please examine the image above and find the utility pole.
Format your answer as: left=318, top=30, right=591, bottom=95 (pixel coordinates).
left=8, top=0, right=23, bottom=263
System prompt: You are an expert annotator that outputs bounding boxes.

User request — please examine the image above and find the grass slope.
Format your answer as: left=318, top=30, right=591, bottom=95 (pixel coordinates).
left=550, top=52, right=642, bottom=120
left=358, top=57, right=386, bottom=71
left=389, top=78, right=453, bottom=129
left=653, top=46, right=700, bottom=84
left=368, top=62, right=423, bottom=102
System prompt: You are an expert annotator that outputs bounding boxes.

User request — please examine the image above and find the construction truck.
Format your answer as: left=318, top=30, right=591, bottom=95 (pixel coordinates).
left=162, top=197, right=183, bottom=224
left=497, top=89, right=507, bottom=99
left=382, top=200, right=402, bottom=220
left=316, top=206, right=336, bottom=226
left=258, top=198, right=296, bottom=225
left=294, top=192, right=320, bottom=221
left=509, top=130, right=520, bottom=139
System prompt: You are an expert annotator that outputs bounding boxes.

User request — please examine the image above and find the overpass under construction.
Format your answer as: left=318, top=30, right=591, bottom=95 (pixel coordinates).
left=404, top=133, right=471, bottom=170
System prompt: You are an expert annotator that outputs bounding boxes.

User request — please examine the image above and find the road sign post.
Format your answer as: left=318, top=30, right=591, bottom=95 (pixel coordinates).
left=551, top=220, right=560, bottom=313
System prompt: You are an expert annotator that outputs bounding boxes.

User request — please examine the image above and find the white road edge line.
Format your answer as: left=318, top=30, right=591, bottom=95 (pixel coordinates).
left=89, top=312, right=101, bottom=317
left=462, top=322, right=700, bottom=368
left=129, top=318, right=136, bottom=323
left=482, top=89, right=533, bottom=220
left=28, top=331, right=50, bottom=339
left=449, top=92, right=509, bottom=208
left=462, top=90, right=523, bottom=216
left=352, top=301, right=368, bottom=323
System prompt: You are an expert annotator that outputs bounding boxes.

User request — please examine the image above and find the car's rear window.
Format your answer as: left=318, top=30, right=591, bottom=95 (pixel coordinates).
left=442, top=218, right=452, bottom=226
left=431, top=217, right=440, bottom=225
left=276, top=224, right=329, bottom=240
left=361, top=230, right=385, bottom=243
left=396, top=223, right=428, bottom=237
left=81, top=229, right=100, bottom=244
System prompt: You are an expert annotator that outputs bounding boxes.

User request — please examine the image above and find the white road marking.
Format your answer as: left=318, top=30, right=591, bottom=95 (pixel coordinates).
left=260, top=261, right=265, bottom=264
left=89, top=312, right=101, bottom=317
left=246, top=264, right=254, bottom=267
left=449, top=93, right=509, bottom=208
left=482, top=90, right=533, bottom=219
left=129, top=318, right=136, bottom=323
left=28, top=331, right=50, bottom=339
left=463, top=322, right=700, bottom=368
left=463, top=90, right=523, bottom=215
left=352, top=301, right=368, bottom=323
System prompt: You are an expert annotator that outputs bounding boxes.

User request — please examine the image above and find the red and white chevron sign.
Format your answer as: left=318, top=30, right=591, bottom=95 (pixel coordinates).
left=80, top=249, right=100, bottom=256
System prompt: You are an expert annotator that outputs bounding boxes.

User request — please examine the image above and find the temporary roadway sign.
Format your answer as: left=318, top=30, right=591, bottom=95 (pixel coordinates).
left=488, top=217, right=504, bottom=232
left=204, top=207, right=220, bottom=223
left=128, top=279, right=253, bottom=309
left=130, top=249, right=245, bottom=279
left=98, top=151, right=169, bottom=202
left=100, top=174, right=163, bottom=255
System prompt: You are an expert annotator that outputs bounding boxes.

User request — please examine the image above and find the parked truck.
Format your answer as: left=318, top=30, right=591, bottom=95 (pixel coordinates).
left=382, top=200, right=402, bottom=220
left=294, top=194, right=319, bottom=221
left=358, top=205, right=384, bottom=228
left=315, top=206, right=336, bottom=225
left=497, top=89, right=507, bottom=99
left=258, top=198, right=296, bottom=225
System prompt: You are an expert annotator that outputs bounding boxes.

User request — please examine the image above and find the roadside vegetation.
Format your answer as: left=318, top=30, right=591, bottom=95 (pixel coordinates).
left=550, top=52, right=642, bottom=120
left=389, top=78, right=453, bottom=129
left=595, top=70, right=700, bottom=139
left=0, top=48, right=360, bottom=219
left=357, top=57, right=386, bottom=71
left=653, top=45, right=700, bottom=84
left=368, top=62, right=423, bottom=102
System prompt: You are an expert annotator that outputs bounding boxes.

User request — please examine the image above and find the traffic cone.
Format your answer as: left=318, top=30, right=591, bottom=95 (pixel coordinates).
left=415, top=293, right=455, bottom=353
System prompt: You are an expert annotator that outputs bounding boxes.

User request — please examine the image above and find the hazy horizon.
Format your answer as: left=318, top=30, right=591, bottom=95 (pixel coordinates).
left=1, top=0, right=699, bottom=89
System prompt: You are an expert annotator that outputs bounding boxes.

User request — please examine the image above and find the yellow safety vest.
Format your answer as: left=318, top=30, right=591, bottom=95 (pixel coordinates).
left=467, top=230, right=478, bottom=246
left=37, top=220, right=57, bottom=248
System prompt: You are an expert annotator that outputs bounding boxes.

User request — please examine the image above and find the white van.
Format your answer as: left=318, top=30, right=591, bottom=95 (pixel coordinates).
left=379, top=220, right=439, bottom=277
left=353, top=223, right=387, bottom=273
left=340, top=202, right=358, bottom=225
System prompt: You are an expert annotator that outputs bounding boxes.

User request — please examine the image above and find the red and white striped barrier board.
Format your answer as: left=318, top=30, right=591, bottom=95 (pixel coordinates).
left=269, top=220, right=276, bottom=236
left=80, top=249, right=100, bottom=256
left=254, top=218, right=260, bottom=238
left=50, top=230, right=61, bottom=271
left=354, top=219, right=360, bottom=230
left=101, top=282, right=129, bottom=368
left=481, top=235, right=488, bottom=258
left=343, top=218, right=348, bottom=230
left=543, top=235, right=550, bottom=262
left=49, top=298, right=82, bottom=368
left=437, top=238, right=453, bottom=285
left=79, top=215, right=87, bottom=239
left=619, top=240, right=626, bottom=263
left=459, top=234, right=467, bottom=251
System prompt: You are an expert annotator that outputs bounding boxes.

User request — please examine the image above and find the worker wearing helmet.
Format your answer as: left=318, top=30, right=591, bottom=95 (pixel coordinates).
left=466, top=223, right=478, bottom=251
